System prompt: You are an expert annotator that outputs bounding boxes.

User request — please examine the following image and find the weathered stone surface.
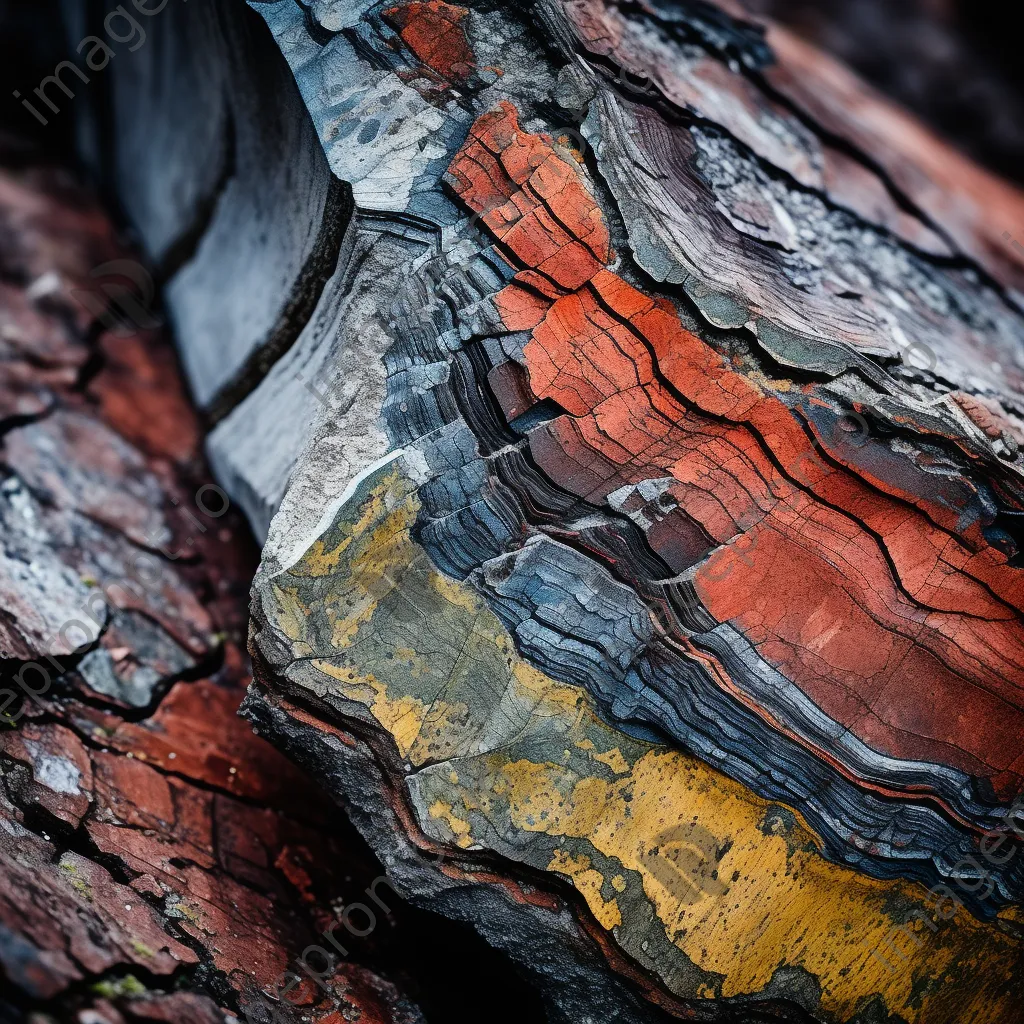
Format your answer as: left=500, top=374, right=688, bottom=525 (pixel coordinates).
left=0, top=472, right=103, bottom=660
left=0, top=166, right=122, bottom=332
left=0, top=814, right=198, bottom=1000
left=24, top=0, right=1024, bottom=1022
left=74, top=609, right=195, bottom=709
left=86, top=329, right=201, bottom=467
left=0, top=280, right=86, bottom=421
left=99, top=0, right=234, bottom=272
left=0, top=722, right=93, bottom=827
left=63, top=0, right=351, bottom=420
left=5, top=409, right=172, bottom=549
left=251, top=458, right=1024, bottom=1023
left=227, top=3, right=1024, bottom=1023
left=207, top=220, right=406, bottom=545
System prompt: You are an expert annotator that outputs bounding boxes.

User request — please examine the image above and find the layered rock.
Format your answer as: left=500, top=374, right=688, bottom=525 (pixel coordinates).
left=39, top=1, right=1024, bottom=1022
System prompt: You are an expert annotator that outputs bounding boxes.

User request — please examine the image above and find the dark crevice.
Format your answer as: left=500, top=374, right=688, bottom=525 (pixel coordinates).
left=46, top=638, right=227, bottom=726
left=0, top=406, right=54, bottom=439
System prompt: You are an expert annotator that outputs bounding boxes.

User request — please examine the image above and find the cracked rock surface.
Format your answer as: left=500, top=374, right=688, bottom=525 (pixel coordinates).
left=15, top=1, right=1024, bottom=1022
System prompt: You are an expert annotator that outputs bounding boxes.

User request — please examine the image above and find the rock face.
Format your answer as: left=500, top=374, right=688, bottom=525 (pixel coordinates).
left=28, top=0, right=1024, bottom=1022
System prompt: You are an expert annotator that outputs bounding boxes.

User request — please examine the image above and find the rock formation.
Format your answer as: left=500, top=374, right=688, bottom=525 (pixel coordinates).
left=5, top=1, right=1024, bottom=1022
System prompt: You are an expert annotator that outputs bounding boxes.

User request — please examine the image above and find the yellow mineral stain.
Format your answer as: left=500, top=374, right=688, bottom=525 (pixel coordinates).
left=429, top=799, right=475, bottom=849
left=407, top=698, right=474, bottom=765
left=268, top=584, right=310, bottom=652
left=511, top=659, right=587, bottom=723
left=430, top=568, right=485, bottom=615
left=746, top=367, right=791, bottom=394
left=284, top=467, right=1021, bottom=1024
left=329, top=595, right=376, bottom=649
left=998, top=904, right=1023, bottom=925
left=548, top=848, right=622, bottom=929
left=499, top=750, right=1019, bottom=1022
left=303, top=533, right=352, bottom=575
left=314, top=660, right=427, bottom=760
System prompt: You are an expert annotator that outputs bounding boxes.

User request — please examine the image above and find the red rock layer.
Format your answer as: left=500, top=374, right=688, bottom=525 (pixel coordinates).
left=447, top=102, right=1024, bottom=799
left=383, top=1, right=475, bottom=84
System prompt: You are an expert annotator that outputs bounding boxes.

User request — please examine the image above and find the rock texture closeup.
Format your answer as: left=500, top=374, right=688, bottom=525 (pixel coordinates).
left=13, top=0, right=1024, bottom=1022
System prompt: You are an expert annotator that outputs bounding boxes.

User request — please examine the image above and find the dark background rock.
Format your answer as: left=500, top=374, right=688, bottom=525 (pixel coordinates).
left=745, top=0, right=1024, bottom=185
left=0, top=143, right=545, bottom=1024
